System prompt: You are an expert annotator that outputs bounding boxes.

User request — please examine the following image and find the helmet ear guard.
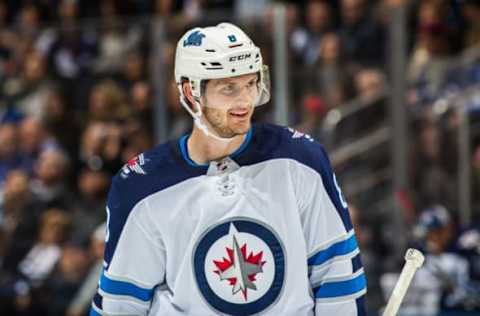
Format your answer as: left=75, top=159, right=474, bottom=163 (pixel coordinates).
left=258, top=65, right=271, bottom=106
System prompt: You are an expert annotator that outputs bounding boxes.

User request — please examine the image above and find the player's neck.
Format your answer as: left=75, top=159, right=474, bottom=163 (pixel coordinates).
left=187, top=127, right=246, bottom=165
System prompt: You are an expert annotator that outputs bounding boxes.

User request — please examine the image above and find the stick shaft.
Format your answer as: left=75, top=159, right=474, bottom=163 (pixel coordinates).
left=383, top=262, right=418, bottom=316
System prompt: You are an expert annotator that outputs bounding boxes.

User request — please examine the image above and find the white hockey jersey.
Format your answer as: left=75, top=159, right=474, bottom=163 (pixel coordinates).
left=90, top=124, right=367, bottom=316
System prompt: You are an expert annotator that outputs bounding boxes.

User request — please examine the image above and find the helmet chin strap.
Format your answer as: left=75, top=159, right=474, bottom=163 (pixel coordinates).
left=178, top=90, right=237, bottom=142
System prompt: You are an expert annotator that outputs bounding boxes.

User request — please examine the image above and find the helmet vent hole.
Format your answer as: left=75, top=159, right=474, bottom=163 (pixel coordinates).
left=231, top=69, right=236, bottom=73
left=205, top=62, right=223, bottom=70
left=205, top=49, right=216, bottom=52
left=228, top=44, right=243, bottom=48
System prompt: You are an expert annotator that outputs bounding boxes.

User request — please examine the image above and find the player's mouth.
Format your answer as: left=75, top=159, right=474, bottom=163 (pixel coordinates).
left=228, top=108, right=249, bottom=119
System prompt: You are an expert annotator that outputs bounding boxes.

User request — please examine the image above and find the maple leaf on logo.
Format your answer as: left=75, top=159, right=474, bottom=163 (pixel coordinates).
left=213, top=241, right=266, bottom=301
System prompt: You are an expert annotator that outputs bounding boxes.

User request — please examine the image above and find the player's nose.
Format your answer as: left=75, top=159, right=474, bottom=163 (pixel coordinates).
left=233, top=91, right=255, bottom=107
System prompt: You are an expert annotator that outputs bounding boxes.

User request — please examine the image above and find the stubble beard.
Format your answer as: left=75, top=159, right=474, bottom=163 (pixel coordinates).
left=202, top=106, right=251, bottom=138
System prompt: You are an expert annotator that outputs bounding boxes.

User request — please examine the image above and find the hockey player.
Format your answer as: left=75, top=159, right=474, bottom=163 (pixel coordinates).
left=90, top=23, right=367, bottom=315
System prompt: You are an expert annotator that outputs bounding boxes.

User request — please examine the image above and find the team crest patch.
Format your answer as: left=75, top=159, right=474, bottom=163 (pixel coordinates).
left=183, top=30, right=205, bottom=47
left=120, top=154, right=147, bottom=178
left=193, top=218, right=285, bottom=315
left=286, top=127, right=314, bottom=142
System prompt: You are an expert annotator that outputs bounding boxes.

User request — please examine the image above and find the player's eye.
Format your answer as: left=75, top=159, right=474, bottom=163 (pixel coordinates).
left=221, top=86, right=235, bottom=95
left=247, top=80, right=258, bottom=92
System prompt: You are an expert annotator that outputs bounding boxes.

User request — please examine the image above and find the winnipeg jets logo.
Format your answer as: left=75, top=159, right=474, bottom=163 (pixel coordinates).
left=286, top=127, right=314, bottom=142
left=193, top=218, right=285, bottom=315
left=120, top=154, right=147, bottom=178
left=213, top=224, right=266, bottom=301
left=183, top=30, right=205, bottom=47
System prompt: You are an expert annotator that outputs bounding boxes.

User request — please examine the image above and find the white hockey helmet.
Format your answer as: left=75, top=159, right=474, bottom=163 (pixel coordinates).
left=174, top=23, right=270, bottom=140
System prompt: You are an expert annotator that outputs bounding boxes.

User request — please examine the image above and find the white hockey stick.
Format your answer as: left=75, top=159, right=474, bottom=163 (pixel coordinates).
left=383, top=248, right=425, bottom=316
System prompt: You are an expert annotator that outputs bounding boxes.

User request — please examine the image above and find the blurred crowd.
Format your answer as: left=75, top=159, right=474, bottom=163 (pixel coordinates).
left=0, top=0, right=479, bottom=315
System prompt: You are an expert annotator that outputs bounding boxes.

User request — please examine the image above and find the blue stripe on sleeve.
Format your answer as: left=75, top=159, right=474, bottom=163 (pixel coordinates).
left=314, top=272, right=367, bottom=299
left=100, top=272, right=154, bottom=302
left=89, top=307, right=102, bottom=316
left=308, top=233, right=358, bottom=266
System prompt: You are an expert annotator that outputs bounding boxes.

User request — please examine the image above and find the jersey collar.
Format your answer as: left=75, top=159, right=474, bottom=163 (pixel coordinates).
left=178, top=127, right=253, bottom=168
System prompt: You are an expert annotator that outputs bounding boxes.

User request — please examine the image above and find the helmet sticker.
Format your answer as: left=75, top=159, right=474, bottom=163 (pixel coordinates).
left=184, top=31, right=206, bottom=47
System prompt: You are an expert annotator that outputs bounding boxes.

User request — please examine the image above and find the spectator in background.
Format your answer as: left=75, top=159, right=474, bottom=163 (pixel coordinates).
left=80, top=121, right=123, bottom=173
left=456, top=220, right=480, bottom=287
left=37, top=0, right=97, bottom=84
left=0, top=99, right=24, bottom=124
left=6, top=3, right=42, bottom=75
left=295, top=0, right=334, bottom=66
left=119, top=50, right=147, bottom=90
left=408, top=1, right=453, bottom=103
left=66, top=223, right=106, bottom=316
left=46, top=243, right=90, bottom=316
left=31, top=149, right=73, bottom=210
left=354, top=68, right=387, bottom=101
left=121, top=118, right=154, bottom=163
left=235, top=0, right=272, bottom=20
left=36, top=0, right=98, bottom=114
left=286, top=3, right=304, bottom=67
left=15, top=3, right=41, bottom=42
left=410, top=120, right=457, bottom=211
left=474, top=145, right=480, bottom=210
left=455, top=221, right=480, bottom=313
left=15, top=51, right=53, bottom=119
left=0, top=123, right=22, bottom=183
left=70, top=168, right=110, bottom=244
left=93, top=1, right=143, bottom=76
left=462, top=0, right=480, bottom=49
left=415, top=205, right=473, bottom=311
left=88, top=80, right=130, bottom=122
left=57, top=0, right=79, bottom=25
left=339, top=0, right=385, bottom=67
left=352, top=68, right=388, bottom=133
left=43, top=87, right=80, bottom=162
left=98, top=122, right=123, bottom=168
left=381, top=205, right=471, bottom=316
left=0, top=8, right=16, bottom=80
left=0, top=170, right=40, bottom=276
left=18, top=117, right=59, bottom=175
left=7, top=209, right=72, bottom=315
left=295, top=95, right=326, bottom=139
left=308, top=32, right=350, bottom=109
left=130, top=80, right=153, bottom=133
left=0, top=1, right=8, bottom=32
left=0, top=1, right=11, bottom=74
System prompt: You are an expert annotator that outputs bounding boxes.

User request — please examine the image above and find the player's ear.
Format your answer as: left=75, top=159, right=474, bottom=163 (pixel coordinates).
left=182, top=81, right=200, bottom=111
left=182, top=82, right=193, bottom=103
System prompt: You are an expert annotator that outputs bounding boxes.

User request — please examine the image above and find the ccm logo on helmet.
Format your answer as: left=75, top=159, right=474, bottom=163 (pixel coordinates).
left=229, top=53, right=251, bottom=62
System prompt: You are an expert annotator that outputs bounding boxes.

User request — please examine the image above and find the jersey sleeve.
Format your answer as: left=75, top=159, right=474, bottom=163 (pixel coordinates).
left=90, top=177, right=166, bottom=316
left=293, top=141, right=367, bottom=315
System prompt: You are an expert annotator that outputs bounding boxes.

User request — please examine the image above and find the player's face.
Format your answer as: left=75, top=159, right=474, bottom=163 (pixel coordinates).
left=202, top=73, right=259, bottom=138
